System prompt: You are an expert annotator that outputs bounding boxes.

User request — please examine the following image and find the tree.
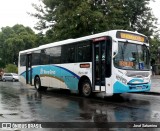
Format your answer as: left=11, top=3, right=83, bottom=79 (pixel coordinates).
left=0, top=24, right=37, bottom=67
left=32, top=0, right=108, bottom=41
left=4, top=64, right=18, bottom=73
left=35, top=32, right=50, bottom=46
left=32, top=0, right=157, bottom=41
left=150, top=35, right=160, bottom=64
left=121, top=0, right=157, bottom=37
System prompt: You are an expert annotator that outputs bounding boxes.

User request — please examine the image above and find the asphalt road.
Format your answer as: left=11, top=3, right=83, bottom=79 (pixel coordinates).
left=0, top=81, right=160, bottom=131
left=150, top=76, right=160, bottom=93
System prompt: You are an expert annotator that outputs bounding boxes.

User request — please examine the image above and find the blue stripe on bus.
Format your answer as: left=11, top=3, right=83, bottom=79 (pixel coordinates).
left=20, top=65, right=80, bottom=78
left=54, top=65, right=80, bottom=80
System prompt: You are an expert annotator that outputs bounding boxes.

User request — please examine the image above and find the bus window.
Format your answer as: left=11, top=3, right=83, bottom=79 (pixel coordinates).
left=20, top=54, right=26, bottom=66
left=61, top=44, right=75, bottom=63
left=48, top=46, right=61, bottom=64
left=40, top=49, right=50, bottom=65
left=32, top=50, right=40, bottom=66
left=77, top=42, right=91, bottom=62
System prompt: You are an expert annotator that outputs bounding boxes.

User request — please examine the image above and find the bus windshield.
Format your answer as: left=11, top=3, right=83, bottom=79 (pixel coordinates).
left=114, top=41, right=150, bottom=70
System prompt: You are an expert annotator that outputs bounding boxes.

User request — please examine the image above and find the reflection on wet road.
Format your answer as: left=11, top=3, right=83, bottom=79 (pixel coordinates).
left=0, top=82, right=160, bottom=129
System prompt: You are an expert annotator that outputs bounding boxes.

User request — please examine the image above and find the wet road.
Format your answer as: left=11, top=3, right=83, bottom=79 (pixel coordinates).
left=0, top=82, right=160, bottom=130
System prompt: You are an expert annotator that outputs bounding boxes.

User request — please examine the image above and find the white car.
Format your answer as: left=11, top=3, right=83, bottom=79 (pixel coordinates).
left=2, top=73, right=19, bottom=82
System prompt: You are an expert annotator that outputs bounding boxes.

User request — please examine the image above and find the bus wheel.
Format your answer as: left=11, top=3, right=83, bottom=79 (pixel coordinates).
left=34, top=77, right=42, bottom=91
left=81, top=80, right=92, bottom=97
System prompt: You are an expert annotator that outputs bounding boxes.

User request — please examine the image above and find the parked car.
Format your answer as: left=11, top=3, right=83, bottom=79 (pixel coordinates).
left=2, top=73, right=19, bottom=82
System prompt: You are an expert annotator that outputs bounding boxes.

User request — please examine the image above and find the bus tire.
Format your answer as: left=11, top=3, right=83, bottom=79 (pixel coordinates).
left=34, top=77, right=42, bottom=91
left=80, top=80, right=92, bottom=97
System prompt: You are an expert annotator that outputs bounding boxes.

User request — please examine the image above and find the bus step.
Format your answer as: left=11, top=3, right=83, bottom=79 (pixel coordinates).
left=93, top=86, right=106, bottom=92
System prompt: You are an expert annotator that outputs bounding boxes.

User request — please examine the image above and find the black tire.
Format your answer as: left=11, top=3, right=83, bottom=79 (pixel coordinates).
left=3, top=78, right=6, bottom=82
left=12, top=78, right=15, bottom=82
left=34, top=77, right=42, bottom=91
left=80, top=80, right=92, bottom=97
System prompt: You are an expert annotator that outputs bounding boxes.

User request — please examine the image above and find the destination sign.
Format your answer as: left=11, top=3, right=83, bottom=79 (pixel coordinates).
left=119, top=61, right=134, bottom=67
left=93, top=37, right=107, bottom=42
left=116, top=31, right=148, bottom=43
left=80, top=63, right=90, bottom=68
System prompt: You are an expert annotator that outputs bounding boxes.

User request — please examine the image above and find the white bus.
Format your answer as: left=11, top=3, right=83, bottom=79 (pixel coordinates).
left=18, top=30, right=151, bottom=97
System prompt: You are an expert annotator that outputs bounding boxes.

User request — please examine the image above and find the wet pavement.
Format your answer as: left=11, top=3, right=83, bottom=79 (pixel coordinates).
left=0, top=80, right=160, bottom=130
left=150, top=76, right=160, bottom=93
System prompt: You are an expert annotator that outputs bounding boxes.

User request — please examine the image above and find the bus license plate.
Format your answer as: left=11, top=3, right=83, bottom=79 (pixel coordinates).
left=136, top=86, right=143, bottom=89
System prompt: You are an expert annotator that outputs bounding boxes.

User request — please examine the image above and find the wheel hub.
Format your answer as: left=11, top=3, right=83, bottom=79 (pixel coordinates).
left=83, top=83, right=90, bottom=94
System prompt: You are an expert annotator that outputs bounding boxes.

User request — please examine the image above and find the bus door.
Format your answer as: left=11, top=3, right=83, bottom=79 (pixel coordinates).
left=26, top=54, right=32, bottom=85
left=92, top=37, right=112, bottom=92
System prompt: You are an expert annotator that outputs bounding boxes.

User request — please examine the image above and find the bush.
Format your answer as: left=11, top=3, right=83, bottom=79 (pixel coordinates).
left=4, top=64, right=18, bottom=73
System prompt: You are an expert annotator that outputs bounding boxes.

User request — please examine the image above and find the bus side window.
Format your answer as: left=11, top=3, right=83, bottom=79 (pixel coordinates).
left=61, top=44, right=75, bottom=63
left=77, top=42, right=91, bottom=62
left=47, top=46, right=61, bottom=64
left=20, top=54, right=26, bottom=66
left=32, top=50, right=41, bottom=66
left=40, top=49, right=50, bottom=65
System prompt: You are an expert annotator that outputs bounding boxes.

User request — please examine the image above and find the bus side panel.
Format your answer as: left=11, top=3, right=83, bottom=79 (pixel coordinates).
left=39, top=65, right=51, bottom=87
left=105, top=63, right=115, bottom=95
left=49, top=64, right=66, bottom=89
left=31, top=64, right=80, bottom=90
left=59, top=63, right=80, bottom=90
left=20, top=63, right=92, bottom=92
left=73, top=62, right=92, bottom=85
left=60, top=62, right=92, bottom=91
left=19, top=66, right=26, bottom=84
left=31, top=65, right=60, bottom=88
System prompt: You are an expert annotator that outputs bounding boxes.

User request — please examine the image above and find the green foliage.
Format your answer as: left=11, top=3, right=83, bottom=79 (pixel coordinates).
left=150, top=36, right=160, bottom=64
left=4, top=64, right=18, bottom=73
left=35, top=32, right=50, bottom=46
left=0, top=24, right=37, bottom=67
left=32, top=0, right=157, bottom=41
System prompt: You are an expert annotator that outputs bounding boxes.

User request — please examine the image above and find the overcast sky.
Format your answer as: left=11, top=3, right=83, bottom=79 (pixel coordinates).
left=0, top=0, right=159, bottom=33
left=150, top=0, right=160, bottom=27
left=0, top=0, right=39, bottom=31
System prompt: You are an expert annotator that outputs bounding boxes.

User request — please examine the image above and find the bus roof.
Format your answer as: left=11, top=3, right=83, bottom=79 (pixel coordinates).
left=19, top=30, right=148, bottom=54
